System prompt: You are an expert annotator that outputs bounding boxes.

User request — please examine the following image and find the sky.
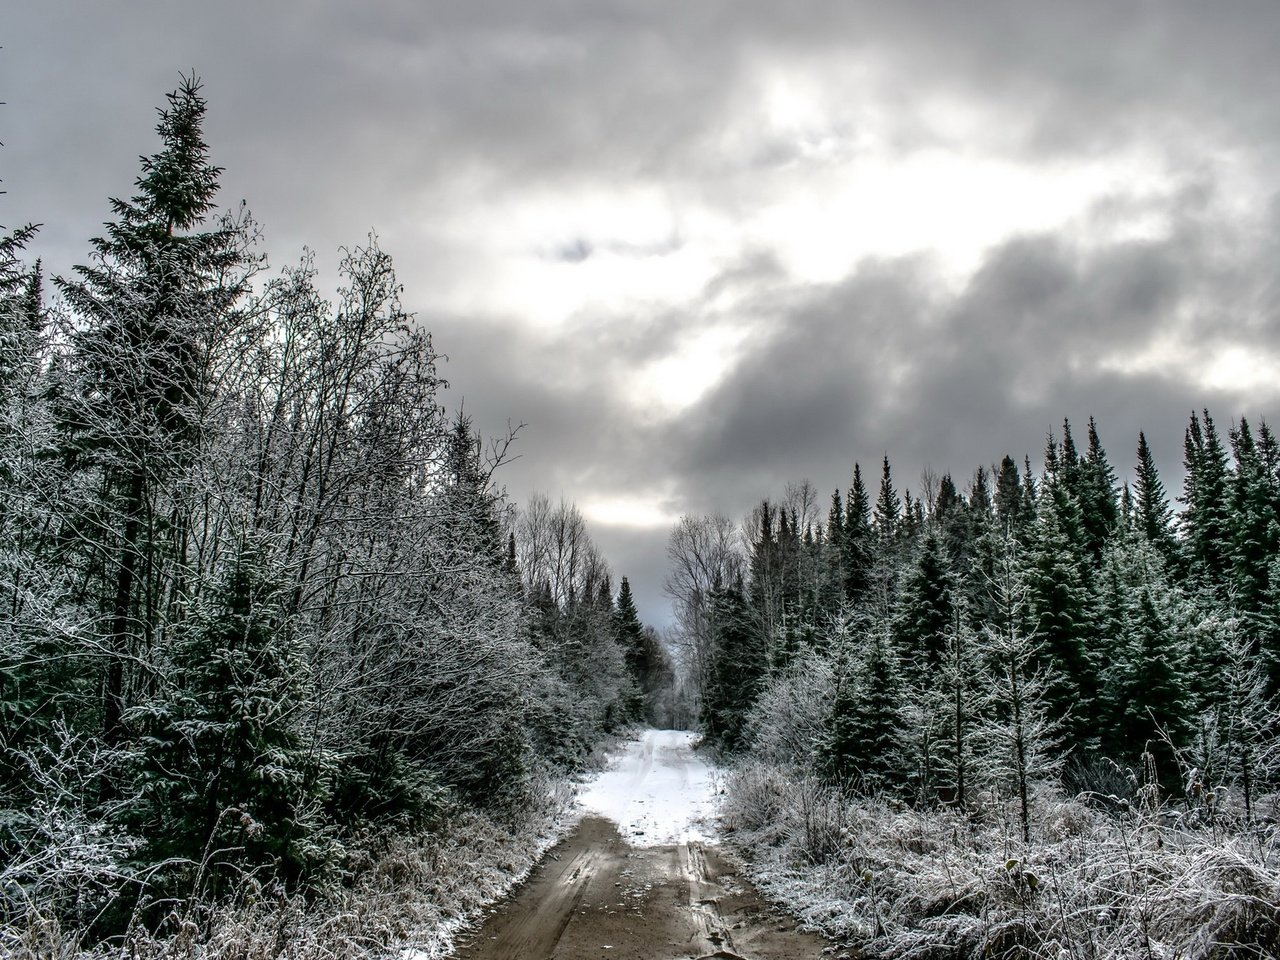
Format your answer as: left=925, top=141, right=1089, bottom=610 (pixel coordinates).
left=5, top=2, right=1280, bottom=626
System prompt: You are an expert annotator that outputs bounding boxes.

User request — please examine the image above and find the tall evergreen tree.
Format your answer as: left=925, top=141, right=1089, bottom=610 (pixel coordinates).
left=1181, top=410, right=1234, bottom=587
left=1100, top=587, right=1189, bottom=780
left=614, top=576, right=648, bottom=719
left=1023, top=492, right=1096, bottom=752
left=1133, top=430, right=1177, bottom=558
left=980, top=529, right=1062, bottom=844
left=56, top=77, right=255, bottom=745
left=842, top=464, right=874, bottom=603
left=700, top=579, right=767, bottom=752
left=1077, top=417, right=1120, bottom=564
left=891, top=530, right=954, bottom=680
left=873, top=456, right=901, bottom=548
left=820, top=628, right=906, bottom=794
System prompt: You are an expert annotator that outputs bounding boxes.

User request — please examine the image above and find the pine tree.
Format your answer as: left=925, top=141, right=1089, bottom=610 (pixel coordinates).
left=614, top=576, right=649, bottom=720
left=1077, top=417, right=1120, bottom=564
left=131, top=545, right=326, bottom=893
left=936, top=606, right=984, bottom=810
left=700, top=580, right=767, bottom=752
left=873, top=455, right=901, bottom=548
left=1023, top=492, right=1096, bottom=752
left=994, top=455, right=1024, bottom=535
left=56, top=77, right=254, bottom=745
left=843, top=464, right=874, bottom=603
left=1228, top=417, right=1280, bottom=672
left=891, top=530, right=954, bottom=680
left=1133, top=430, right=1177, bottom=559
left=1100, top=587, right=1189, bottom=778
left=820, top=628, right=906, bottom=794
left=819, top=488, right=847, bottom=614
left=1181, top=410, right=1233, bottom=587
left=979, top=530, right=1062, bottom=844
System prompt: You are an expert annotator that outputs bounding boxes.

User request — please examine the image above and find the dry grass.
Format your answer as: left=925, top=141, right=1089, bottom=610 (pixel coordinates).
left=0, top=777, right=578, bottom=960
left=722, top=761, right=1280, bottom=959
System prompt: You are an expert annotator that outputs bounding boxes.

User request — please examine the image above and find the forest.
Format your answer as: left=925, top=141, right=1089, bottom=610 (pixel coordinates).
left=0, top=79, right=672, bottom=956
left=671, top=416, right=1280, bottom=954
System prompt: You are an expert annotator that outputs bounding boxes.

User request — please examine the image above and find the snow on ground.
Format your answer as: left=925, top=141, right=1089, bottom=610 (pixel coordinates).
left=578, top=728, right=720, bottom=846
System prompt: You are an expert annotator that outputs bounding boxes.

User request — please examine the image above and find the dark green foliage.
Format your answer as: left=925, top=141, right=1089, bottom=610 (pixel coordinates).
left=55, top=76, right=255, bottom=749
left=873, top=456, right=900, bottom=547
left=994, top=455, right=1027, bottom=536
left=1023, top=493, right=1096, bottom=751
left=1077, top=417, right=1120, bottom=564
left=1134, top=430, right=1177, bottom=558
left=700, top=581, right=768, bottom=752
left=694, top=409, right=1280, bottom=834
left=0, top=78, right=646, bottom=943
left=614, top=576, right=663, bottom=721
left=1100, top=583, right=1189, bottom=779
left=1228, top=419, right=1280, bottom=679
left=1182, top=410, right=1234, bottom=586
left=892, top=530, right=955, bottom=680
left=842, top=464, right=875, bottom=603
left=819, top=630, right=906, bottom=793
left=129, top=547, right=328, bottom=893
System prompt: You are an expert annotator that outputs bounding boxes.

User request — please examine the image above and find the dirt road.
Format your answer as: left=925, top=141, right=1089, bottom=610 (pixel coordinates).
left=455, top=731, right=829, bottom=960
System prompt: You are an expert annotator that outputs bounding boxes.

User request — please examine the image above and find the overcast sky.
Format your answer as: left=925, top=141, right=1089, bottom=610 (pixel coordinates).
left=6, top=2, right=1280, bottom=625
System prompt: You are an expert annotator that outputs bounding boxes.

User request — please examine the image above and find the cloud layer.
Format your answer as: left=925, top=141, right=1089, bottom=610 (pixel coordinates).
left=7, top=2, right=1280, bottom=624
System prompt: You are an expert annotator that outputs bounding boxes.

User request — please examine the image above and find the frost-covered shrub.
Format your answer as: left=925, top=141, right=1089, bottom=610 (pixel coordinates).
left=0, top=727, right=138, bottom=930
left=1, top=776, right=577, bottom=960
left=724, top=760, right=1280, bottom=959
left=742, top=652, right=833, bottom=770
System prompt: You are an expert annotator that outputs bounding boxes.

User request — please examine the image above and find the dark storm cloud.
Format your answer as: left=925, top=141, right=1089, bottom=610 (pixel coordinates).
left=660, top=180, right=1280, bottom=521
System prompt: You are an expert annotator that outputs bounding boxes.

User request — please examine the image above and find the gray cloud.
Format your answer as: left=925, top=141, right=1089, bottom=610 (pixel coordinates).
left=7, top=2, right=1280, bottom=625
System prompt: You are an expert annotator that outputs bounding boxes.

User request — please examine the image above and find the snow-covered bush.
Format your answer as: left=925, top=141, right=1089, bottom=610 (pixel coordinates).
left=723, top=761, right=1280, bottom=959
left=742, top=652, right=833, bottom=770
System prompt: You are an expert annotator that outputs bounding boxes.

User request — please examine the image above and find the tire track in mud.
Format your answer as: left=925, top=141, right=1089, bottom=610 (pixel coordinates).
left=453, top=731, right=831, bottom=960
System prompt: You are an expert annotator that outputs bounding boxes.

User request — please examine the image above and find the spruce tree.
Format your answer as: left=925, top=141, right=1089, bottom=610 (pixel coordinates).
left=1181, top=410, right=1233, bottom=587
left=1077, top=417, right=1120, bottom=564
left=1100, top=587, right=1189, bottom=779
left=131, top=545, right=325, bottom=893
left=873, top=455, right=901, bottom=548
left=979, top=529, right=1062, bottom=844
left=820, top=628, right=906, bottom=795
left=891, top=530, right=954, bottom=680
left=1023, top=492, right=1096, bottom=752
left=1134, top=430, right=1177, bottom=559
left=56, top=76, right=254, bottom=745
left=843, top=464, right=874, bottom=603
left=1229, top=417, right=1280, bottom=664
left=936, top=606, right=983, bottom=810
left=614, top=576, right=649, bottom=720
left=700, top=580, right=767, bottom=751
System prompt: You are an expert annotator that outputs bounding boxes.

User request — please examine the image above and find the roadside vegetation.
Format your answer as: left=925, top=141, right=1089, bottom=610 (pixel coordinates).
left=671, top=418, right=1280, bottom=957
left=0, top=79, right=670, bottom=958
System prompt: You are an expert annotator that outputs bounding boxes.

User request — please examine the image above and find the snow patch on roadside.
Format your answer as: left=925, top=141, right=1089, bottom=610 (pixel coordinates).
left=578, top=728, right=721, bottom=846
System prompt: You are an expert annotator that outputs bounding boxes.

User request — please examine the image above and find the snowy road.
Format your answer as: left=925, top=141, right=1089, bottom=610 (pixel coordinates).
left=455, top=729, right=829, bottom=960
left=578, top=729, right=719, bottom=846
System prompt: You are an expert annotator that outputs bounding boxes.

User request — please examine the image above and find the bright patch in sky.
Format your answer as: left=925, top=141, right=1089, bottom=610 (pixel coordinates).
left=629, top=324, right=749, bottom=418
left=581, top=494, right=678, bottom=530
left=417, top=61, right=1189, bottom=338
left=1202, top=346, right=1280, bottom=394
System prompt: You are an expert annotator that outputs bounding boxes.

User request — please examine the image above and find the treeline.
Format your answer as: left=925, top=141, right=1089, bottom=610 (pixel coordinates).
left=671, top=415, right=1280, bottom=831
left=0, top=78, right=665, bottom=940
